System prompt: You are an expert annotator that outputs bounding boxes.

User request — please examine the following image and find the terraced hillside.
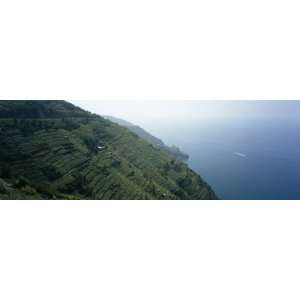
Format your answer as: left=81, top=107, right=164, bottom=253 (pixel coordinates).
left=104, top=115, right=189, bottom=161
left=0, top=101, right=217, bottom=200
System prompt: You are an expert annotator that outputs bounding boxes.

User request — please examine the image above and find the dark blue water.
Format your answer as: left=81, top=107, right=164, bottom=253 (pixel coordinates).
left=146, top=118, right=300, bottom=199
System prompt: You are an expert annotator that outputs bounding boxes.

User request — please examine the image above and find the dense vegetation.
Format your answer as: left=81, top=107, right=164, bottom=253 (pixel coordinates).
left=0, top=101, right=217, bottom=200
left=104, top=116, right=189, bottom=161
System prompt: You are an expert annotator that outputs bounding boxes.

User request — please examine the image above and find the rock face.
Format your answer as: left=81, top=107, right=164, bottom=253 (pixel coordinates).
left=0, top=101, right=218, bottom=200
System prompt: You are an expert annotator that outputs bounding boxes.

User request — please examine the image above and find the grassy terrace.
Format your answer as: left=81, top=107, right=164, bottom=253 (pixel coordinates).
left=0, top=101, right=217, bottom=200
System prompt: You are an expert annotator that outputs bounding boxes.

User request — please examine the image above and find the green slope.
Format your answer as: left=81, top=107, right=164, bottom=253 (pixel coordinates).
left=104, top=115, right=189, bottom=161
left=0, top=100, right=218, bottom=200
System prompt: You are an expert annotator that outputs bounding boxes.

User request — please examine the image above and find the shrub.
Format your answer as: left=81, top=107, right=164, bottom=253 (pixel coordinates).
left=0, top=164, right=12, bottom=178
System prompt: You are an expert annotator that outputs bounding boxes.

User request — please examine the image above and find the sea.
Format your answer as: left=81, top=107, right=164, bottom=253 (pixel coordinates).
left=145, top=118, right=300, bottom=200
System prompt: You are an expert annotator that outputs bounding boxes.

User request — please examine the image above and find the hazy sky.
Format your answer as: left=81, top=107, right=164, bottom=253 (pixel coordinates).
left=70, top=100, right=300, bottom=128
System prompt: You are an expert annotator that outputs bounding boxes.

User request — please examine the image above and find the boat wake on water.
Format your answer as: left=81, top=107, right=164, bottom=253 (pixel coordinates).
left=234, top=152, right=247, bottom=158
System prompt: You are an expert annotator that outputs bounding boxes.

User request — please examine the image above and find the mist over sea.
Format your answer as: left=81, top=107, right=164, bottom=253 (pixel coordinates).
left=145, top=117, right=300, bottom=200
